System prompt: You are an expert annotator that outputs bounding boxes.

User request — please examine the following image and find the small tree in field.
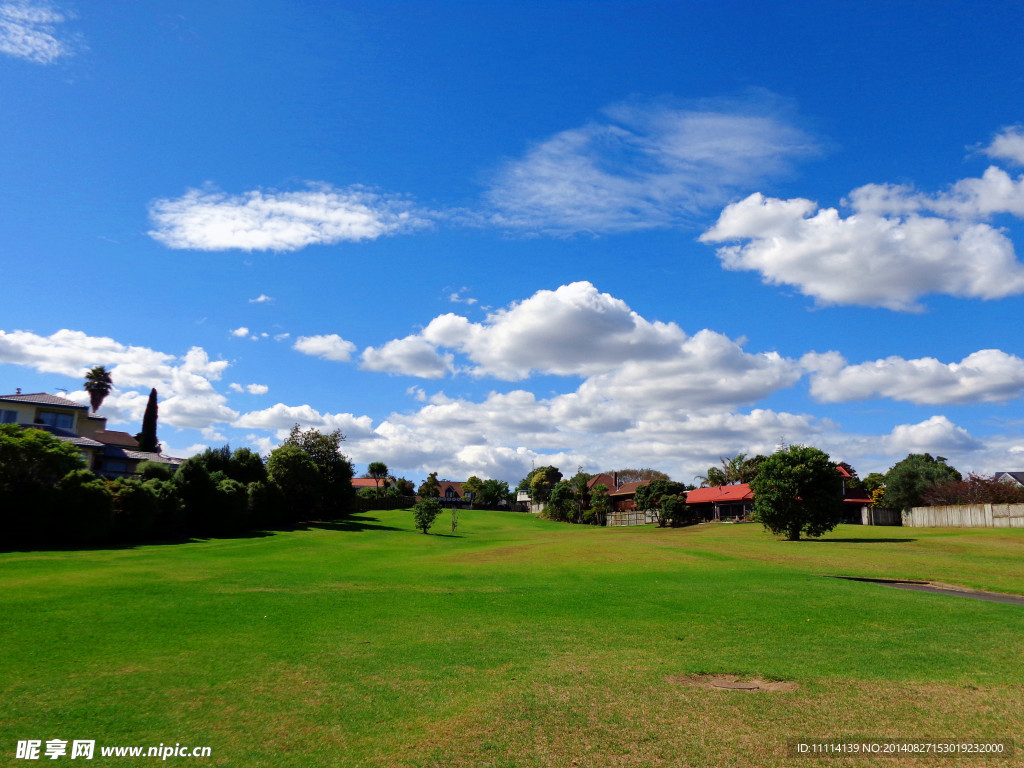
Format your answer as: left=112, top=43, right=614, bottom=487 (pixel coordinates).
left=413, top=497, right=442, bottom=534
left=750, top=445, right=843, bottom=541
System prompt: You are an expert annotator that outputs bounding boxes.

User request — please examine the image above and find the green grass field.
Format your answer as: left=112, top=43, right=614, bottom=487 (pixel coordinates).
left=2, top=511, right=1023, bottom=767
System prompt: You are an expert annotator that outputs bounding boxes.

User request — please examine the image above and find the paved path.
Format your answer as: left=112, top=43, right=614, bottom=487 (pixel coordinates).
left=826, top=576, right=1024, bottom=606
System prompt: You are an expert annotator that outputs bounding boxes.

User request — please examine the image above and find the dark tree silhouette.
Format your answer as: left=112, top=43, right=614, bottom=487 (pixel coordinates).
left=138, top=388, right=159, bottom=452
left=83, top=365, right=113, bottom=413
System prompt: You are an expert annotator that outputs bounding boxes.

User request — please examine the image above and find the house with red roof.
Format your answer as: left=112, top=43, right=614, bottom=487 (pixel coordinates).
left=686, top=483, right=754, bottom=521
left=686, top=464, right=874, bottom=523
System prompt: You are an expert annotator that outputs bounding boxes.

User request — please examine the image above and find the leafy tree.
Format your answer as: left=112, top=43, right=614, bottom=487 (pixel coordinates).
left=418, top=471, right=440, bottom=498
left=0, top=424, right=84, bottom=491
left=108, top=476, right=159, bottom=540
left=0, top=424, right=85, bottom=543
left=588, top=483, right=612, bottom=526
left=137, top=388, right=159, bottom=452
left=750, top=445, right=844, bottom=541
left=136, top=460, right=175, bottom=481
left=463, top=475, right=484, bottom=506
left=659, top=495, right=691, bottom=527
left=54, top=469, right=114, bottom=545
left=611, top=468, right=669, bottom=484
left=248, top=479, right=286, bottom=529
left=518, top=465, right=562, bottom=503
left=413, top=497, right=442, bottom=534
left=173, top=455, right=221, bottom=535
left=367, top=461, right=389, bottom=497
left=698, top=466, right=728, bottom=487
left=568, top=469, right=593, bottom=523
left=83, top=365, right=113, bottom=413
left=282, top=425, right=354, bottom=516
left=698, top=454, right=765, bottom=487
left=478, top=478, right=511, bottom=507
left=883, top=454, right=962, bottom=512
left=921, top=473, right=1024, bottom=506
left=544, top=480, right=575, bottom=521
left=266, top=444, right=322, bottom=523
left=862, top=472, right=886, bottom=495
left=633, top=479, right=687, bottom=512
left=388, top=476, right=415, bottom=496
left=228, top=447, right=266, bottom=485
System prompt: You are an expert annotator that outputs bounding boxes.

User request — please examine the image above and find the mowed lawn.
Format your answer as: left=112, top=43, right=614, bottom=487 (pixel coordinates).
left=2, top=511, right=1023, bottom=767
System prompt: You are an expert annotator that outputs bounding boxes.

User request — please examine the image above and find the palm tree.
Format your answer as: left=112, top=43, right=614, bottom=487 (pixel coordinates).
left=83, top=365, right=113, bottom=413
left=367, top=461, right=388, bottom=497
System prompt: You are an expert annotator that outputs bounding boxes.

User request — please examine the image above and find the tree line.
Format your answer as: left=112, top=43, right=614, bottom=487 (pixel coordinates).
left=0, top=423, right=354, bottom=550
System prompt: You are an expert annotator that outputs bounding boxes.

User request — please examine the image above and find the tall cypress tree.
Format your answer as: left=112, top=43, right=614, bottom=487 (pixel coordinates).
left=137, top=388, right=159, bottom=452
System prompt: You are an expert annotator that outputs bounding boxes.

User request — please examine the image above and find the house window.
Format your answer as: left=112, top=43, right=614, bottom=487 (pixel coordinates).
left=0, top=409, right=17, bottom=423
left=103, top=461, right=128, bottom=474
left=37, top=411, right=74, bottom=429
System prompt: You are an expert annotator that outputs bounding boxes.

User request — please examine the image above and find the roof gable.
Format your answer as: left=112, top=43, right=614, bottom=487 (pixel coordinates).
left=0, top=392, right=87, bottom=410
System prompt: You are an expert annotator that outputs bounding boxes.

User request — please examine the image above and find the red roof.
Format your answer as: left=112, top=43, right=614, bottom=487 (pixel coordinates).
left=586, top=473, right=616, bottom=491
left=686, top=483, right=754, bottom=504
left=352, top=478, right=380, bottom=489
left=843, top=487, right=872, bottom=504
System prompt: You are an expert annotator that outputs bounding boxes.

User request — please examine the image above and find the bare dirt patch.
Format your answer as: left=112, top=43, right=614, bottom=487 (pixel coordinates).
left=667, top=673, right=798, bottom=692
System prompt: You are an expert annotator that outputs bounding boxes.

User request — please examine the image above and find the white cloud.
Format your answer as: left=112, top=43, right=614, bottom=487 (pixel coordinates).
left=983, top=126, right=1024, bottom=166
left=485, top=97, right=817, bottom=235
left=0, top=328, right=239, bottom=431
left=233, top=403, right=375, bottom=439
left=360, top=335, right=454, bottom=379
left=362, top=282, right=799, bottom=399
left=148, top=183, right=432, bottom=252
left=249, top=294, right=274, bottom=303
left=293, top=333, right=357, bottom=362
left=701, top=130, right=1024, bottom=311
left=422, top=281, right=685, bottom=380
left=230, top=382, right=269, bottom=395
left=273, top=333, right=290, bottom=341
left=885, top=416, right=983, bottom=455
left=230, top=326, right=249, bottom=338
left=181, top=346, right=229, bottom=380
left=807, top=349, right=1024, bottom=405
left=0, top=1, right=76, bottom=63
left=448, top=288, right=478, bottom=305
left=701, top=192, right=1024, bottom=311
left=0, top=329, right=175, bottom=383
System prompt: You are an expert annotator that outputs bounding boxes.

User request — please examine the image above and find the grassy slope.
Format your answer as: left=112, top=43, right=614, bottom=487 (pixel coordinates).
left=2, top=512, right=1022, bottom=767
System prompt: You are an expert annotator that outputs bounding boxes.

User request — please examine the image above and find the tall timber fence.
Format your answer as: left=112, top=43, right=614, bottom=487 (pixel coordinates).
left=903, top=503, right=1024, bottom=528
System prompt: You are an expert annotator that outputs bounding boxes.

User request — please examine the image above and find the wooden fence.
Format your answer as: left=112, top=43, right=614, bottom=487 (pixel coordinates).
left=903, top=503, right=1024, bottom=528
left=606, top=508, right=659, bottom=527
left=858, top=506, right=902, bottom=526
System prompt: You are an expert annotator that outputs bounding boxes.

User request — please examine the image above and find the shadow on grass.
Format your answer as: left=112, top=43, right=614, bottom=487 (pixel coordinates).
left=0, top=528, right=285, bottom=555
left=810, top=537, right=917, bottom=544
left=307, top=516, right=404, bottom=533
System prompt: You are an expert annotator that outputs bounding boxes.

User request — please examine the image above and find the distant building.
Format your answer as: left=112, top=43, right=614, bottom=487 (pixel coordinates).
left=0, top=391, right=181, bottom=477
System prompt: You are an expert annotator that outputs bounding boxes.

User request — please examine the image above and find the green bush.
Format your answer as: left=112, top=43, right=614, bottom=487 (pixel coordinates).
left=54, top=469, right=114, bottom=545
left=108, top=477, right=161, bottom=541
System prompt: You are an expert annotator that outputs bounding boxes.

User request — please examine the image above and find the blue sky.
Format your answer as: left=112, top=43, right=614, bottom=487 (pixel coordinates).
left=3, top=0, right=1024, bottom=485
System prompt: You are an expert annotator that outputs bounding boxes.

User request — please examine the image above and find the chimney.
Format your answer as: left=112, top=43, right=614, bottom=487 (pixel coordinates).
left=613, top=472, right=618, bottom=489
left=15, top=387, right=21, bottom=395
